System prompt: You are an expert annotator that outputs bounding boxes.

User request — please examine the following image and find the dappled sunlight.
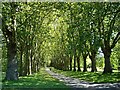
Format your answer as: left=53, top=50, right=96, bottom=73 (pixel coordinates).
left=45, top=67, right=120, bottom=89
left=52, top=68, right=120, bottom=83
left=2, top=68, right=70, bottom=89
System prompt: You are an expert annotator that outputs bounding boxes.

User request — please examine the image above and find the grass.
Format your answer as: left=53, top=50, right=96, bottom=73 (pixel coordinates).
left=51, top=67, right=120, bottom=83
left=2, top=68, right=71, bottom=90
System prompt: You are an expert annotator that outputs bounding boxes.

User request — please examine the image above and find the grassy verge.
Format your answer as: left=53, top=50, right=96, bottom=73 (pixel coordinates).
left=50, top=67, right=120, bottom=83
left=2, top=68, right=70, bottom=89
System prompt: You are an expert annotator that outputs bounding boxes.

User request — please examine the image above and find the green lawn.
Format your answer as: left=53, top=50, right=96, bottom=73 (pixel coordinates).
left=2, top=68, right=71, bottom=90
left=51, top=67, right=120, bottom=83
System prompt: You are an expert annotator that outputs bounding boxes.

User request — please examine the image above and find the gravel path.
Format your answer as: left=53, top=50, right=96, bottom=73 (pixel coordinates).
left=45, top=68, right=120, bottom=90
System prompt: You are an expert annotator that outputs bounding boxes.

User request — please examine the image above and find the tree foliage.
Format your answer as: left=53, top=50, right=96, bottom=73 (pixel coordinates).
left=1, top=2, right=120, bottom=80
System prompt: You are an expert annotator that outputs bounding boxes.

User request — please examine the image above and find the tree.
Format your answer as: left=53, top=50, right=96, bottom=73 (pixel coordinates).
left=2, top=3, right=18, bottom=80
left=95, top=3, right=120, bottom=73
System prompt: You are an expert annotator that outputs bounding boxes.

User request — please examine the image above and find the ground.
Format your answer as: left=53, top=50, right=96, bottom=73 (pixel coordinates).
left=46, top=68, right=120, bottom=90
left=1, top=67, right=120, bottom=90
left=2, top=68, right=70, bottom=90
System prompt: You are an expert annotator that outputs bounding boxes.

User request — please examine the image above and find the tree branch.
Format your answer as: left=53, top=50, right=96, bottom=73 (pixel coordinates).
left=111, top=32, right=120, bottom=49
left=108, top=9, right=120, bottom=42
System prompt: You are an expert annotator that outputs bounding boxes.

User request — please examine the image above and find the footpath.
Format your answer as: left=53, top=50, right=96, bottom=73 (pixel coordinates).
left=45, top=68, right=120, bottom=90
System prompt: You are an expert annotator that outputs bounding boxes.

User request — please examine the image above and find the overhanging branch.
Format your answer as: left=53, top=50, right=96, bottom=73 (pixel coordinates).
left=111, top=32, right=120, bottom=49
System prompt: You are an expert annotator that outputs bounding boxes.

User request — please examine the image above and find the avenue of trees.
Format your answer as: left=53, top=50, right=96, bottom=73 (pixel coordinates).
left=1, top=2, right=120, bottom=80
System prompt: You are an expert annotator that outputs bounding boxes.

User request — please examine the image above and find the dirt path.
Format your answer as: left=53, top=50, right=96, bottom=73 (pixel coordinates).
left=45, top=68, right=120, bottom=90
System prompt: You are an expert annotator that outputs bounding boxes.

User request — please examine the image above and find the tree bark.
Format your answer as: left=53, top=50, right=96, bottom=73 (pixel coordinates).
left=19, top=47, right=23, bottom=76
left=30, top=49, right=33, bottom=74
left=83, top=57, right=87, bottom=72
left=73, top=51, right=76, bottom=71
left=5, top=42, right=18, bottom=80
left=103, top=48, right=112, bottom=73
left=32, top=57, right=36, bottom=73
left=4, top=3, right=18, bottom=80
left=89, top=51, right=97, bottom=72
left=27, top=49, right=30, bottom=75
left=92, top=60, right=97, bottom=72
left=91, top=58, right=97, bottom=72
left=69, top=55, right=72, bottom=71
left=82, top=53, right=88, bottom=72
left=118, top=58, right=120, bottom=71
left=77, top=56, right=81, bottom=71
left=24, top=45, right=29, bottom=76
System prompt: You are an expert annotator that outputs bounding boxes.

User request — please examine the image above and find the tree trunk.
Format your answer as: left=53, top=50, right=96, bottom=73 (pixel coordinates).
left=19, top=48, right=23, bottom=76
left=103, top=48, right=112, bottom=73
left=5, top=42, right=18, bottom=80
left=83, top=54, right=88, bottom=72
left=34, top=60, right=36, bottom=72
left=30, top=49, right=33, bottom=74
left=91, top=58, right=97, bottom=72
left=24, top=46, right=29, bottom=76
left=73, top=54, right=76, bottom=71
left=27, top=49, right=30, bottom=75
left=37, top=62, right=39, bottom=72
left=5, top=3, right=18, bottom=80
left=89, top=51, right=97, bottom=72
left=118, top=58, right=120, bottom=71
left=77, top=56, right=81, bottom=71
left=69, top=55, right=72, bottom=71
left=33, top=57, right=36, bottom=73
left=83, top=57, right=87, bottom=72
left=36, top=58, right=39, bottom=72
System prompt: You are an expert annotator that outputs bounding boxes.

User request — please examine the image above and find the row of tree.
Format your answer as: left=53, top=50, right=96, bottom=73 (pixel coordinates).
left=2, top=2, right=120, bottom=80
left=49, top=2, right=120, bottom=73
left=2, top=2, right=54, bottom=80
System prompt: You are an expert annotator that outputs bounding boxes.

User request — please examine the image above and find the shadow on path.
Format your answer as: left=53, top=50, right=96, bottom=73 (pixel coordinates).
left=45, top=68, right=120, bottom=90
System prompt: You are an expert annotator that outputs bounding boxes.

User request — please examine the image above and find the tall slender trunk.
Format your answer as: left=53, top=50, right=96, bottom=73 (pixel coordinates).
left=24, top=45, right=28, bottom=76
left=30, top=49, right=33, bottom=74
left=27, top=48, right=30, bottom=75
left=19, top=48, right=23, bottom=76
left=37, top=61, right=39, bottom=72
left=118, top=58, right=120, bottom=71
left=32, top=56, right=34, bottom=73
left=83, top=57, right=87, bottom=72
left=73, top=55, right=76, bottom=71
left=36, top=58, right=39, bottom=72
left=33, top=57, right=36, bottom=73
left=73, top=50, right=76, bottom=71
left=77, top=56, right=81, bottom=71
left=82, top=53, right=88, bottom=72
left=35, top=60, right=37, bottom=73
left=5, top=42, right=18, bottom=80
left=69, top=55, right=72, bottom=71
left=27, top=49, right=30, bottom=75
